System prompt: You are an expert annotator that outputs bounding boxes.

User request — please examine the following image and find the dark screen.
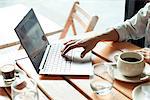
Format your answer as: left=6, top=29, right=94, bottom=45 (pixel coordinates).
left=15, top=9, right=49, bottom=73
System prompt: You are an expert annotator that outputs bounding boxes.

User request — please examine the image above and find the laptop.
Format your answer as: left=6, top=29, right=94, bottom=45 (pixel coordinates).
left=14, top=8, right=93, bottom=75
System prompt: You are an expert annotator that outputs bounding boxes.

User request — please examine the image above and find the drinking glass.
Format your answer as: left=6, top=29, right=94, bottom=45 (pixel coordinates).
left=0, top=64, right=15, bottom=84
left=141, top=84, right=150, bottom=100
left=90, top=63, right=114, bottom=98
left=11, top=78, right=39, bottom=100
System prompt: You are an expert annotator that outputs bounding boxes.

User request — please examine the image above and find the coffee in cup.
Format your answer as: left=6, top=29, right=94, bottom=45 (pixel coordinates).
left=0, top=64, right=15, bottom=84
left=116, top=51, right=145, bottom=77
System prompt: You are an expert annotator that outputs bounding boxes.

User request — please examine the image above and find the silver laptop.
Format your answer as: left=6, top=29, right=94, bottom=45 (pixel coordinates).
left=14, top=9, right=93, bottom=75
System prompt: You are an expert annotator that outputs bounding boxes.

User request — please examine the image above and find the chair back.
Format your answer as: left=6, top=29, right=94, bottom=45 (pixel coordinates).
left=59, top=1, right=99, bottom=39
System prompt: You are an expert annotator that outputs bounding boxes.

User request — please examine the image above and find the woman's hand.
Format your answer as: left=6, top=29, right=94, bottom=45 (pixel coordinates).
left=61, top=37, right=99, bottom=58
left=61, top=29, right=119, bottom=58
left=135, top=48, right=150, bottom=63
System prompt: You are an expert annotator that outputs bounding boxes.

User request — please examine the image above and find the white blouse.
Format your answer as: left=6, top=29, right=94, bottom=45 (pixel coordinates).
left=115, top=3, right=150, bottom=47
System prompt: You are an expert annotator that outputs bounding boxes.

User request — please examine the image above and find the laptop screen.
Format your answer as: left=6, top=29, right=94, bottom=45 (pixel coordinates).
left=15, top=9, right=49, bottom=73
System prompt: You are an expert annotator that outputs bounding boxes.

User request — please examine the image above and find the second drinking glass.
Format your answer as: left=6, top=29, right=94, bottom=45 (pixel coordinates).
left=11, top=78, right=39, bottom=100
left=90, top=63, right=115, bottom=99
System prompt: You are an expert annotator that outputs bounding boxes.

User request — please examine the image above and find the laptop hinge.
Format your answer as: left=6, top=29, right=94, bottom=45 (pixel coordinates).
left=39, top=45, right=51, bottom=69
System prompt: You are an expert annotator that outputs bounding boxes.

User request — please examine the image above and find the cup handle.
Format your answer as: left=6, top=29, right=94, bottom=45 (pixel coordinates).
left=114, top=55, right=119, bottom=62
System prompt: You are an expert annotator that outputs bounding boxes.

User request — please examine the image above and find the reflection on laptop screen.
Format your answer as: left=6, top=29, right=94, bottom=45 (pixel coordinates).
left=15, top=9, right=49, bottom=72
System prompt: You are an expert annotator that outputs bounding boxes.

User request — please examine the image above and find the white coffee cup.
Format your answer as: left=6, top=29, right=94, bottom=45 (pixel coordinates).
left=116, top=51, right=145, bottom=77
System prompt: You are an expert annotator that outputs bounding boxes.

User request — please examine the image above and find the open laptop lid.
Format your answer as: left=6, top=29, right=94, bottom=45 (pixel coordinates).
left=15, top=9, right=49, bottom=73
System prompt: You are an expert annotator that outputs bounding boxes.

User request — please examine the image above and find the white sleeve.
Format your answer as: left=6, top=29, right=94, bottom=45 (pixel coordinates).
left=114, top=3, right=150, bottom=41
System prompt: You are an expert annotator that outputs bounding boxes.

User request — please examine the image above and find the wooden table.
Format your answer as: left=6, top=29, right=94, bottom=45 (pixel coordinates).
left=0, top=41, right=149, bottom=100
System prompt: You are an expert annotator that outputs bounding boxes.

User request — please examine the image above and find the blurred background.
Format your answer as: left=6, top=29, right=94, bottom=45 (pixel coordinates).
left=0, top=0, right=125, bottom=31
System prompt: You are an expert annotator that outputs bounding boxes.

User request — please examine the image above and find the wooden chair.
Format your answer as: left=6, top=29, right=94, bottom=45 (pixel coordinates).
left=59, top=1, right=99, bottom=39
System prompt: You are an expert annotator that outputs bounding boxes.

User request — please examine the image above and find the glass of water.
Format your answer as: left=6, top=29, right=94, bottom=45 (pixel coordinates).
left=90, top=63, right=114, bottom=97
left=11, top=78, right=39, bottom=100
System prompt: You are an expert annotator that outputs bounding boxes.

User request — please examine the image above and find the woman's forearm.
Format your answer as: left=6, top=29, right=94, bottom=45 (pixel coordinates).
left=95, top=28, right=119, bottom=42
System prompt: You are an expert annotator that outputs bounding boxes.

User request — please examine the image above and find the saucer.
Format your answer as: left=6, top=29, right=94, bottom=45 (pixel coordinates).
left=0, top=69, right=27, bottom=87
left=132, top=82, right=150, bottom=100
left=95, top=63, right=150, bottom=83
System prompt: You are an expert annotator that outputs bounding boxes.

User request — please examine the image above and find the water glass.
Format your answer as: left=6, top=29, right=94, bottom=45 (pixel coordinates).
left=141, top=84, right=150, bottom=100
left=11, top=78, right=39, bottom=100
left=90, top=63, right=114, bottom=96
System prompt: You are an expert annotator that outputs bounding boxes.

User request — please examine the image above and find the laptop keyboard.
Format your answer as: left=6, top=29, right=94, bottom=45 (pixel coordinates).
left=44, top=44, right=73, bottom=73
